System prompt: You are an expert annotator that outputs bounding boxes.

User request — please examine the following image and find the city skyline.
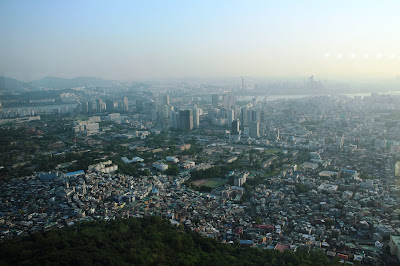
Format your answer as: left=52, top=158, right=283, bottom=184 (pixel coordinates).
left=1, top=0, right=400, bottom=81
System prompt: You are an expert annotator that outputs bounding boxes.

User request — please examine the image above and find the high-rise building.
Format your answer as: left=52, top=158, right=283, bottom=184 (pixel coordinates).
left=151, top=109, right=157, bottom=121
left=136, top=99, right=144, bottom=112
left=210, top=108, right=220, bottom=120
left=96, top=99, right=104, bottom=112
left=227, top=108, right=234, bottom=124
left=212, top=94, right=219, bottom=108
left=161, top=105, right=169, bottom=119
left=169, top=110, right=179, bottom=129
left=193, top=108, right=200, bottom=128
left=117, top=100, right=123, bottom=110
left=123, top=97, right=129, bottom=112
left=240, top=108, right=249, bottom=127
left=83, top=102, right=89, bottom=113
left=234, top=174, right=247, bottom=187
left=106, top=99, right=115, bottom=112
left=179, top=109, right=193, bottom=130
left=336, top=133, right=344, bottom=149
left=88, top=101, right=94, bottom=113
left=231, top=120, right=240, bottom=135
left=260, top=109, right=265, bottom=123
left=249, top=122, right=260, bottom=138
left=395, top=161, right=400, bottom=177
left=144, top=101, right=157, bottom=114
left=269, top=128, right=280, bottom=140
left=251, top=110, right=257, bottom=123
left=223, top=95, right=236, bottom=109
left=162, top=94, right=170, bottom=106
left=219, top=108, right=226, bottom=119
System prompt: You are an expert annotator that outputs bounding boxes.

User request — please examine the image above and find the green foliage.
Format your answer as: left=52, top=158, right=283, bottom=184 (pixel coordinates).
left=295, top=184, right=308, bottom=194
left=294, top=150, right=311, bottom=165
left=180, top=144, right=203, bottom=156
left=324, top=219, right=335, bottom=227
left=165, top=163, right=179, bottom=176
left=190, top=161, right=243, bottom=181
left=112, top=156, right=151, bottom=177
left=0, top=217, right=341, bottom=265
left=199, top=185, right=212, bottom=192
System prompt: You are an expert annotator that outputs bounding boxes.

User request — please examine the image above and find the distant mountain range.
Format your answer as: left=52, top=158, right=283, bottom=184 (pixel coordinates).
left=0, top=76, right=115, bottom=92
left=0, top=76, right=28, bottom=92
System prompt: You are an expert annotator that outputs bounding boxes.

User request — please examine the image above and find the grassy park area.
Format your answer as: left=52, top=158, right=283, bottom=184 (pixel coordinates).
left=192, top=178, right=228, bottom=189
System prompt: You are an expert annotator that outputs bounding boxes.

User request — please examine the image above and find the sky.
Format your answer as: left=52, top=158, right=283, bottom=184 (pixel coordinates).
left=1, top=0, right=400, bottom=81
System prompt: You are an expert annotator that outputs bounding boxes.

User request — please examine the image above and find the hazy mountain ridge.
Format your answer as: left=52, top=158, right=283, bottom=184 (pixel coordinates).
left=29, top=76, right=115, bottom=89
left=0, top=76, right=115, bottom=92
left=0, top=76, right=29, bottom=92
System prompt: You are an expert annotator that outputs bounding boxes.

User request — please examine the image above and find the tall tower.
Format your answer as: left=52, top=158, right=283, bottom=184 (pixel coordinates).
left=193, top=108, right=200, bottom=129
left=223, top=95, right=236, bottom=109
left=249, top=122, right=260, bottom=138
left=179, top=110, right=193, bottom=131
left=231, top=120, right=240, bottom=135
left=227, top=108, right=234, bottom=124
left=136, top=99, right=144, bottom=112
left=106, top=99, right=114, bottom=112
left=123, top=97, right=129, bottom=112
left=169, top=110, right=179, bottom=129
left=162, top=94, right=170, bottom=106
left=212, top=94, right=219, bottom=108
left=240, top=108, right=249, bottom=127
left=241, top=77, right=245, bottom=91
left=96, top=99, right=103, bottom=112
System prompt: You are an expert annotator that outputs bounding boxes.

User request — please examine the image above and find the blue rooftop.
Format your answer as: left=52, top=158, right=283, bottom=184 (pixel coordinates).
left=65, top=170, right=85, bottom=177
left=239, top=240, right=254, bottom=245
left=340, top=169, right=356, bottom=173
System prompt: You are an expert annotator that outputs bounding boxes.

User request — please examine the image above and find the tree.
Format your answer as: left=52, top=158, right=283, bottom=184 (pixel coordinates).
left=165, top=164, right=179, bottom=176
left=0, top=217, right=342, bottom=266
left=294, top=183, right=308, bottom=194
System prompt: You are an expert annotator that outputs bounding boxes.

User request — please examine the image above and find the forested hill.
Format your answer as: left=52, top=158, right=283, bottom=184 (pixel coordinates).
left=0, top=216, right=341, bottom=265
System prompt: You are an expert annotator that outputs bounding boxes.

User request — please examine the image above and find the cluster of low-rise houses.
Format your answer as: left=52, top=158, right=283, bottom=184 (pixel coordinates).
left=248, top=164, right=400, bottom=264
left=2, top=156, right=400, bottom=265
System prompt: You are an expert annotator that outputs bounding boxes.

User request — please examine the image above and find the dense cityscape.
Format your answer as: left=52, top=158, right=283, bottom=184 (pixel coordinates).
left=2, top=1, right=400, bottom=265
left=1, top=78, right=400, bottom=264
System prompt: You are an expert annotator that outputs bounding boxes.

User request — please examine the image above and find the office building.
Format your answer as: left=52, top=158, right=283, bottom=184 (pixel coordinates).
left=249, top=122, right=260, bottom=138
left=123, top=97, right=129, bottom=112
left=179, top=110, right=193, bottom=130
left=136, top=99, right=144, bottom=112
left=212, top=94, right=219, bottom=108
left=193, top=108, right=200, bottom=128
left=223, top=95, right=236, bottom=109
left=162, top=94, right=170, bottom=106
left=227, top=108, right=234, bottom=124
left=96, top=99, right=104, bottom=112
left=106, top=99, right=115, bottom=112
left=231, top=120, right=240, bottom=135
left=169, top=110, right=179, bottom=129
left=240, top=108, right=249, bottom=127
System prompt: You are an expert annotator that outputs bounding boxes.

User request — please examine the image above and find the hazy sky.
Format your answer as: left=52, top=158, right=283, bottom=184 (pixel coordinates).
left=1, top=0, right=400, bottom=81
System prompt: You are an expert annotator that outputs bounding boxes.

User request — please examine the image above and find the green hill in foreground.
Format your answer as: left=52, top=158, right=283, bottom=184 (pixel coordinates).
left=0, top=216, right=341, bottom=265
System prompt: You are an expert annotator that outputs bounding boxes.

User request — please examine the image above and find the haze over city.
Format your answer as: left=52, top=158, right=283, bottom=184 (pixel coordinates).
left=4, top=1, right=400, bottom=265
left=1, top=0, right=400, bottom=82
